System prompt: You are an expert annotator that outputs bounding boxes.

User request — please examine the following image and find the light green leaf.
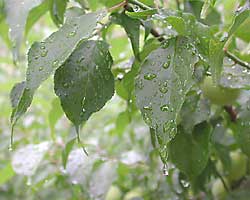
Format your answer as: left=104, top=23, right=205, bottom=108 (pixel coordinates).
left=10, top=10, right=106, bottom=127
left=62, top=138, right=76, bottom=169
left=135, top=37, right=199, bottom=148
left=25, top=0, right=50, bottom=35
left=0, top=163, right=15, bottom=186
left=228, top=2, right=250, bottom=38
left=111, top=12, right=141, bottom=59
left=169, top=122, right=212, bottom=179
left=5, top=0, right=44, bottom=62
left=125, top=9, right=157, bottom=20
left=200, top=0, right=216, bottom=19
left=209, top=39, right=225, bottom=82
left=54, top=40, right=114, bottom=126
left=48, top=97, right=64, bottom=139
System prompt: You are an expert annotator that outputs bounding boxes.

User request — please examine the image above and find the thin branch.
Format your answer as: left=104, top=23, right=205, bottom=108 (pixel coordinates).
left=224, top=105, right=237, bottom=122
left=224, top=50, right=250, bottom=70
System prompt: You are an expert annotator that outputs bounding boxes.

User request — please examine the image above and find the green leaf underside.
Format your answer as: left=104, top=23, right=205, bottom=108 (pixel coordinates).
left=111, top=12, right=141, bottom=59
left=169, top=122, right=212, bottom=179
left=54, top=40, right=114, bottom=126
left=5, top=0, right=43, bottom=61
left=135, top=37, right=199, bottom=148
left=10, top=10, right=106, bottom=125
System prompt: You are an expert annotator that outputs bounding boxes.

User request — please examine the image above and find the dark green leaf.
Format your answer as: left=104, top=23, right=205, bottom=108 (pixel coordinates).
left=10, top=10, right=106, bottom=125
left=49, top=0, right=68, bottom=26
left=125, top=9, right=157, bottom=20
left=135, top=37, right=199, bottom=148
left=54, top=40, right=114, bottom=126
left=169, top=122, right=212, bottom=179
left=111, top=12, right=141, bottom=59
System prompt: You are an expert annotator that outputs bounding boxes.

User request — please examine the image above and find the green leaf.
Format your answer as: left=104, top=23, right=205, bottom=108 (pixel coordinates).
left=54, top=40, right=114, bottom=126
left=180, top=92, right=210, bottom=132
left=169, top=122, right=212, bottom=179
left=116, top=110, right=130, bottom=136
left=10, top=10, right=106, bottom=126
left=62, top=138, right=75, bottom=169
left=48, top=98, right=64, bottom=139
left=135, top=37, right=199, bottom=148
left=5, top=0, right=44, bottom=62
left=125, top=9, right=157, bottom=20
left=0, top=20, right=11, bottom=48
left=49, top=0, right=68, bottom=26
left=25, top=0, right=50, bottom=35
left=209, top=39, right=225, bottom=82
left=200, top=0, right=216, bottom=19
left=228, top=2, right=250, bottom=38
left=111, top=12, right=141, bottom=59
left=0, top=163, right=15, bottom=186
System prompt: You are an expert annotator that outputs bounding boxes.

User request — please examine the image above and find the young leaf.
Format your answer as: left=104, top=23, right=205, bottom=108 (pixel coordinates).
left=62, top=138, right=76, bottom=169
left=111, top=12, right=141, bottom=59
left=169, top=122, right=212, bottom=179
left=10, top=10, right=106, bottom=127
left=135, top=37, right=199, bottom=147
left=54, top=40, right=114, bottom=126
left=5, top=0, right=43, bottom=62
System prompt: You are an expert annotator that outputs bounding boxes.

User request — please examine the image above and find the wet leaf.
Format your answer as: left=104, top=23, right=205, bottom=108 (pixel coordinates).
left=135, top=37, right=199, bottom=149
left=54, top=40, right=114, bottom=126
left=10, top=10, right=106, bottom=127
left=169, top=122, right=212, bottom=179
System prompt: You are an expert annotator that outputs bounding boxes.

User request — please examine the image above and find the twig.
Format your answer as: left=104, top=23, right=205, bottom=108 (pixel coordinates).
left=224, top=105, right=237, bottom=122
left=224, top=50, right=250, bottom=70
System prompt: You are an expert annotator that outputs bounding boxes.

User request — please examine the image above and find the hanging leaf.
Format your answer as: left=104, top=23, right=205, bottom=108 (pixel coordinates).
left=135, top=37, right=199, bottom=149
left=49, top=0, right=68, bottom=26
left=111, top=12, right=141, bottom=59
left=10, top=10, right=106, bottom=128
left=54, top=40, right=114, bottom=126
left=169, top=122, right=212, bottom=179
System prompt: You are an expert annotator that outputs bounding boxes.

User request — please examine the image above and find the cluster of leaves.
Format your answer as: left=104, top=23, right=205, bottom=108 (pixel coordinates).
left=1, top=0, right=250, bottom=199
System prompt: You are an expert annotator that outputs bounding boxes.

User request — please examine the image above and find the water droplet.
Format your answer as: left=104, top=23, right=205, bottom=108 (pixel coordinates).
left=82, top=97, right=86, bottom=105
left=163, top=163, right=169, bottom=176
left=40, top=45, right=45, bottom=50
left=26, top=176, right=32, bottom=186
left=143, top=112, right=152, bottom=124
left=144, top=73, right=157, bottom=80
left=68, top=30, right=77, bottom=37
left=82, top=107, right=86, bottom=112
left=63, top=83, right=69, bottom=88
left=8, top=144, right=13, bottom=152
left=159, top=86, right=168, bottom=94
left=35, top=55, right=39, bottom=60
left=52, top=60, right=59, bottom=67
left=163, top=41, right=169, bottom=48
left=163, top=61, right=170, bottom=69
left=180, top=180, right=190, bottom=188
left=143, top=104, right=152, bottom=110
left=40, top=50, right=48, bottom=57
left=160, top=104, right=169, bottom=112
left=38, top=66, right=43, bottom=71
left=137, top=79, right=143, bottom=89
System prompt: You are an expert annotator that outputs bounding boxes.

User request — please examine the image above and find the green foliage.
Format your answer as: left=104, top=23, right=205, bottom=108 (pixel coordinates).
left=1, top=0, right=250, bottom=199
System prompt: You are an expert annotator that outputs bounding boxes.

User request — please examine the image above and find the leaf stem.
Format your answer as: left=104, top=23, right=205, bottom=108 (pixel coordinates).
left=175, top=0, right=180, bottom=10
left=128, top=0, right=151, bottom=10
left=224, top=50, right=250, bottom=70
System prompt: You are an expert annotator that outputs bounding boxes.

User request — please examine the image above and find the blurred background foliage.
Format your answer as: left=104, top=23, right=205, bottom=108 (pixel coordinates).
left=1, top=0, right=250, bottom=200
